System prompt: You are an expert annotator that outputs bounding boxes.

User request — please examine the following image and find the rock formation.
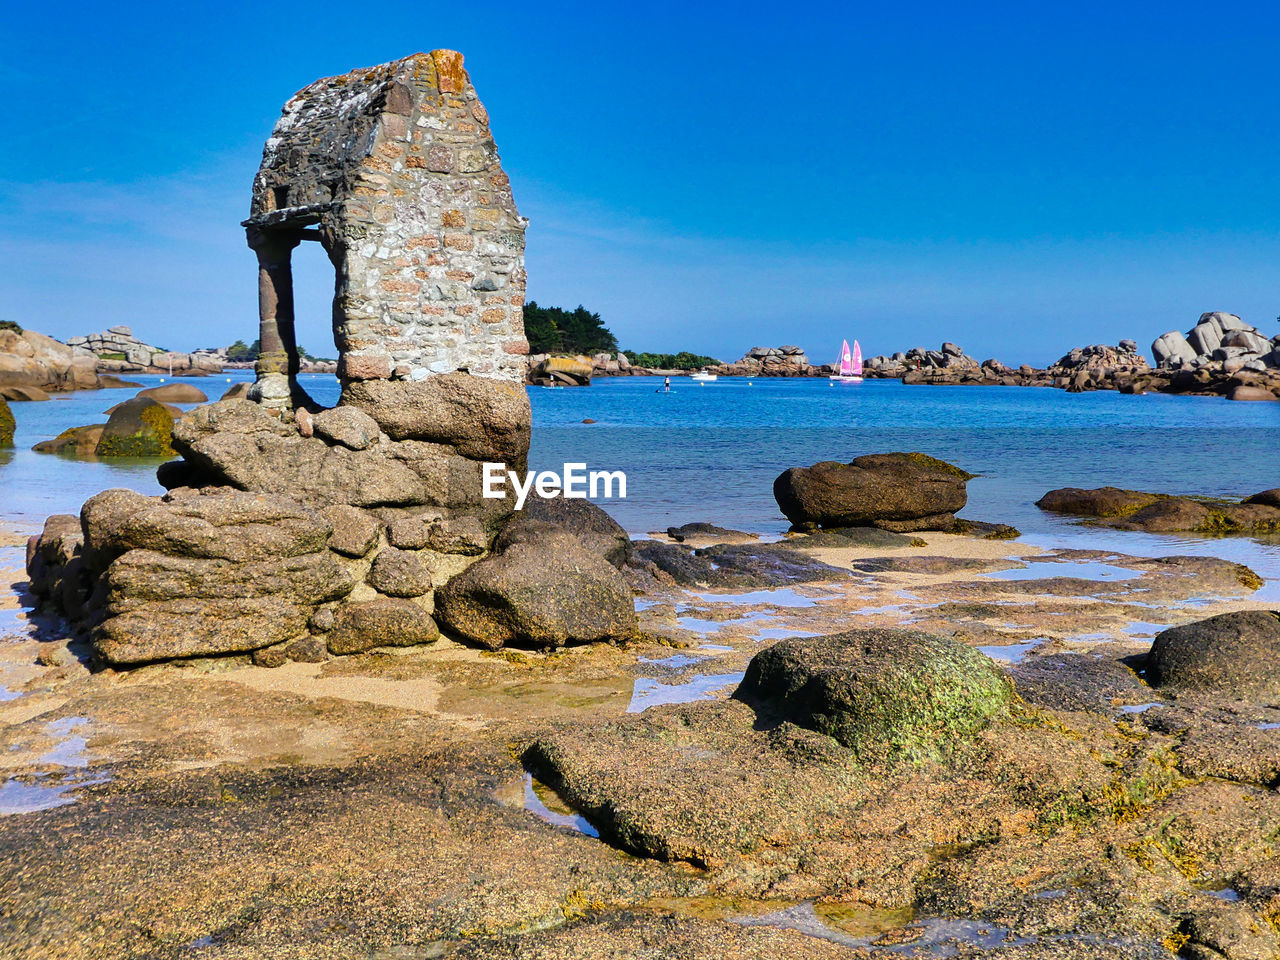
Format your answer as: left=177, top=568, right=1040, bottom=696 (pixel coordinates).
left=67, top=326, right=223, bottom=376
left=1139, top=312, right=1280, bottom=400
left=712, top=345, right=827, bottom=377
left=1043, top=340, right=1150, bottom=392
left=33, top=398, right=177, bottom=458
left=1152, top=312, right=1279, bottom=372
left=527, top=355, right=593, bottom=386
left=27, top=52, right=554, bottom=666
left=1037, top=486, right=1280, bottom=536
left=1146, top=610, right=1280, bottom=699
left=864, top=342, right=985, bottom=383
left=735, top=629, right=1013, bottom=763
left=0, top=326, right=100, bottom=393
left=774, top=452, right=974, bottom=532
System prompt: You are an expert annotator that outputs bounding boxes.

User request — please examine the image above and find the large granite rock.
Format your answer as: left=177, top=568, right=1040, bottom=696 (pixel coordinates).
left=1147, top=611, right=1280, bottom=699
left=1035, top=487, right=1162, bottom=518
left=496, top=495, right=631, bottom=568
left=32, top=425, right=104, bottom=456
left=325, top=599, right=439, bottom=655
left=710, top=345, right=819, bottom=378
left=735, top=629, right=1013, bottom=763
left=341, top=374, right=530, bottom=464
left=32, top=487, right=356, bottom=665
left=774, top=452, right=972, bottom=531
left=1152, top=312, right=1279, bottom=374
left=0, top=327, right=100, bottom=393
left=435, top=531, right=636, bottom=649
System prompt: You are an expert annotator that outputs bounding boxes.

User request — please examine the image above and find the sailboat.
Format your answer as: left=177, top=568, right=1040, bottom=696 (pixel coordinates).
left=829, top=339, right=863, bottom=383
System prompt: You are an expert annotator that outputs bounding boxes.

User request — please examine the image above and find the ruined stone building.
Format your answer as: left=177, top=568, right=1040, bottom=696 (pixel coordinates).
left=27, top=53, right=636, bottom=668
left=242, top=49, right=530, bottom=409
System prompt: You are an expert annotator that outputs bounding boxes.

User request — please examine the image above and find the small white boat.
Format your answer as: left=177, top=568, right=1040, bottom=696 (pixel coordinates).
left=829, top=339, right=863, bottom=383
left=690, top=370, right=717, bottom=382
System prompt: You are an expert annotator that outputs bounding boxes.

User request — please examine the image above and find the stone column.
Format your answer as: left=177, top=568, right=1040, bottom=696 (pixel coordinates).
left=246, top=228, right=302, bottom=410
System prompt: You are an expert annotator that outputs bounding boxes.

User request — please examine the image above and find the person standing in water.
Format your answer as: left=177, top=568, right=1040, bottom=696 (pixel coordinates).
left=664, top=376, right=671, bottom=392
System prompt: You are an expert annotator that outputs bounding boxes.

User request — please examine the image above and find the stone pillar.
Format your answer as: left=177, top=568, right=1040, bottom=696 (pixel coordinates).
left=246, top=228, right=302, bottom=410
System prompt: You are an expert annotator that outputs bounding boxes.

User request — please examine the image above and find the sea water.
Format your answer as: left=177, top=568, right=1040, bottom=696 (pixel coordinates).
left=1, top=372, right=1277, bottom=589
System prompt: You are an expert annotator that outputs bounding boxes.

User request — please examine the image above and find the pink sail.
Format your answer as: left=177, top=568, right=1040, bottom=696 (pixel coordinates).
left=838, top=339, right=853, bottom=375
left=851, top=339, right=863, bottom=376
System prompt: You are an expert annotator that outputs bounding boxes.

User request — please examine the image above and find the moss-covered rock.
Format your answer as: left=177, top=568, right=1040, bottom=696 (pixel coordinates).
left=94, top=397, right=175, bottom=457
left=33, top=424, right=104, bottom=456
left=0, top=396, right=13, bottom=448
left=735, top=628, right=1014, bottom=763
left=1038, top=486, right=1280, bottom=536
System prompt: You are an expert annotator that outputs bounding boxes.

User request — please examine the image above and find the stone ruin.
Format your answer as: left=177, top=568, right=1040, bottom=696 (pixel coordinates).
left=26, top=52, right=638, bottom=666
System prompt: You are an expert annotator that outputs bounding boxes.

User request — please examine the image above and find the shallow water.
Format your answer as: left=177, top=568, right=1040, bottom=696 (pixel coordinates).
left=627, top=672, right=746, bottom=713
left=688, top=588, right=820, bottom=607
left=984, top=560, right=1142, bottom=582
left=522, top=773, right=599, bottom=837
left=978, top=641, right=1041, bottom=664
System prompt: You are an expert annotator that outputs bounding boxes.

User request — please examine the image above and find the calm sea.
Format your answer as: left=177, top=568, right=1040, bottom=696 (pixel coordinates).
left=2, top=371, right=1278, bottom=595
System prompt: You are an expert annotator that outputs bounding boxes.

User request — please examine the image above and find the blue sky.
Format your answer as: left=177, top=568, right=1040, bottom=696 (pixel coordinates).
left=2, top=1, right=1278, bottom=365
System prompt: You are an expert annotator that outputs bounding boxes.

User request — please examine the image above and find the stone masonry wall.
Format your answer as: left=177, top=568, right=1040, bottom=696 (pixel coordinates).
left=247, top=50, right=529, bottom=387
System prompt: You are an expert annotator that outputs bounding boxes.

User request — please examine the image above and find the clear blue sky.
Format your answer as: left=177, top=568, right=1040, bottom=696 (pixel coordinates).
left=2, top=0, right=1278, bottom=365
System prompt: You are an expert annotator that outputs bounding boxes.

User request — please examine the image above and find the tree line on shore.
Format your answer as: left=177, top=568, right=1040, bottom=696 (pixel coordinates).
left=523, top=302, right=719, bottom=368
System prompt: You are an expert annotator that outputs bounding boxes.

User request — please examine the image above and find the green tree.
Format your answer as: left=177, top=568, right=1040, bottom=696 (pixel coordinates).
left=523, top=302, right=618, bottom=355
left=226, top=339, right=260, bottom=361
left=0, top=320, right=22, bottom=334
left=625, top=350, right=721, bottom=369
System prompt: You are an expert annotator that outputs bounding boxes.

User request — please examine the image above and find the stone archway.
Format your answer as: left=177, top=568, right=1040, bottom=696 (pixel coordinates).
left=241, top=49, right=530, bottom=414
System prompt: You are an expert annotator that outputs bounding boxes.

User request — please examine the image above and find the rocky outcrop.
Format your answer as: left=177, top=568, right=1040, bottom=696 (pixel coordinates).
left=711, top=345, right=827, bottom=378
left=0, top=327, right=100, bottom=393
left=340, top=375, right=530, bottom=465
left=527, top=355, right=593, bottom=387
left=735, top=629, right=1013, bottom=763
left=1037, top=486, right=1280, bottom=536
left=1147, top=611, right=1280, bottom=699
left=67, top=325, right=223, bottom=376
left=774, top=452, right=972, bottom=531
left=864, top=342, right=987, bottom=384
left=1152, top=312, right=1279, bottom=372
left=28, top=488, right=355, bottom=664
left=94, top=398, right=175, bottom=457
left=1045, top=340, right=1150, bottom=392
left=139, top=384, right=208, bottom=404
left=1136, top=313, right=1280, bottom=400
left=498, top=495, right=631, bottom=568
